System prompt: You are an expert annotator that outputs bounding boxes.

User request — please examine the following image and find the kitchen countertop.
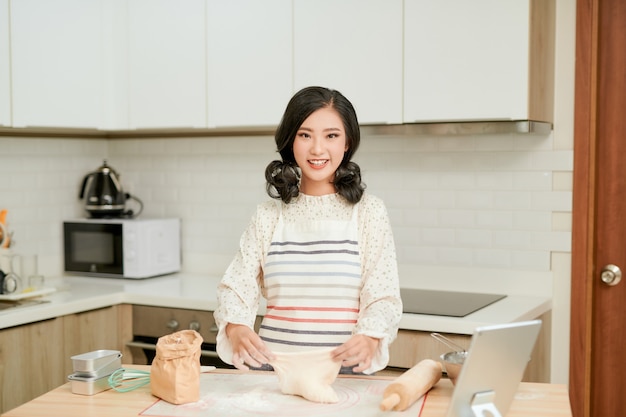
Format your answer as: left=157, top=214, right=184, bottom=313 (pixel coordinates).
left=1, top=366, right=572, bottom=417
left=0, top=273, right=551, bottom=334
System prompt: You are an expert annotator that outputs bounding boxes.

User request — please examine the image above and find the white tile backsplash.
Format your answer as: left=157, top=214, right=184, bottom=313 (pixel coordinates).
left=0, top=131, right=573, bottom=285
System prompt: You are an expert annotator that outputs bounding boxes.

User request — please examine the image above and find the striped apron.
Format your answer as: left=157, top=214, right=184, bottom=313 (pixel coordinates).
left=259, top=201, right=362, bottom=352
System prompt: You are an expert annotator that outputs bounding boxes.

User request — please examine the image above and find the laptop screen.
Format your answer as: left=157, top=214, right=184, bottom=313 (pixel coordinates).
left=445, top=320, right=542, bottom=417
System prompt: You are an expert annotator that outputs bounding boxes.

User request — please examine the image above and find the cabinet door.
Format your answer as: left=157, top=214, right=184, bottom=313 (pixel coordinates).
left=0, top=318, right=66, bottom=414
left=0, top=0, right=9, bottom=126
left=128, top=0, right=206, bottom=129
left=101, top=0, right=130, bottom=130
left=0, top=306, right=131, bottom=414
left=293, top=0, right=403, bottom=125
left=389, top=330, right=470, bottom=369
left=10, top=0, right=106, bottom=128
left=62, top=305, right=131, bottom=374
left=404, top=0, right=530, bottom=122
left=206, top=0, right=292, bottom=128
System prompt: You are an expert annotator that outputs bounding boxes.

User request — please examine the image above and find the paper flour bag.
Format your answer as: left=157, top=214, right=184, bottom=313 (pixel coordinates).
left=151, top=329, right=203, bottom=404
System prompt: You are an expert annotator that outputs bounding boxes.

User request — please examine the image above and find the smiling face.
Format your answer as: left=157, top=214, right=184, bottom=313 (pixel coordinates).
left=292, top=106, right=348, bottom=196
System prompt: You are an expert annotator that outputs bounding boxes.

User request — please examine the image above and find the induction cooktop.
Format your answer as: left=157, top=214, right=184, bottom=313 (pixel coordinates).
left=400, top=288, right=506, bottom=317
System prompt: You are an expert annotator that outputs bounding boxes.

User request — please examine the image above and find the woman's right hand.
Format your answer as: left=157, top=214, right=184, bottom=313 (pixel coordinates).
left=225, top=323, right=275, bottom=370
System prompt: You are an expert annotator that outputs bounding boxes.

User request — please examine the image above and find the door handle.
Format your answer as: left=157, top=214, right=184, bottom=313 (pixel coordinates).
left=600, top=264, right=622, bottom=286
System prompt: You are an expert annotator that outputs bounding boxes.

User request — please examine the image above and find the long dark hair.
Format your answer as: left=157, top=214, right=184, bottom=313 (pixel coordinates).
left=265, top=86, right=365, bottom=204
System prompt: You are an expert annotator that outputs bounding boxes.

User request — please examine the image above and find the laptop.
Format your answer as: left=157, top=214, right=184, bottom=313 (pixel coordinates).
left=445, top=319, right=542, bottom=417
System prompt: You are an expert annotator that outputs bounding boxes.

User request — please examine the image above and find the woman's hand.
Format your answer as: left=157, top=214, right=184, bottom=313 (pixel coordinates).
left=226, top=323, right=275, bottom=370
left=331, top=334, right=380, bottom=373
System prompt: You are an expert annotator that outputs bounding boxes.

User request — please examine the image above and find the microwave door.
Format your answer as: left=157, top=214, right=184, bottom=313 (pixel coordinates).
left=64, top=223, right=124, bottom=276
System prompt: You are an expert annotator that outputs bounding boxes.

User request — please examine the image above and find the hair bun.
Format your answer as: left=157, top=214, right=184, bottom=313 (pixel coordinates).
left=334, top=162, right=365, bottom=203
left=265, top=160, right=300, bottom=203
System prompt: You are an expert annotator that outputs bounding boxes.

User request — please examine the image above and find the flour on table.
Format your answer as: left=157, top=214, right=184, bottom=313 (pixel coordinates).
left=269, top=348, right=342, bottom=403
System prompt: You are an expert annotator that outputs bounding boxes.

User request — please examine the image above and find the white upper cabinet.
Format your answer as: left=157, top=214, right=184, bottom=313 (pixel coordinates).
left=127, top=0, right=206, bottom=129
left=10, top=0, right=106, bottom=128
left=100, top=0, right=130, bottom=130
left=293, top=0, right=403, bottom=125
left=4, top=1, right=554, bottom=131
left=0, top=0, right=10, bottom=127
left=206, top=0, right=293, bottom=128
left=404, top=0, right=554, bottom=123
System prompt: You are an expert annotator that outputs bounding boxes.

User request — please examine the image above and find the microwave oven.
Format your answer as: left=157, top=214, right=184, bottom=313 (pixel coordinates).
left=63, top=218, right=181, bottom=279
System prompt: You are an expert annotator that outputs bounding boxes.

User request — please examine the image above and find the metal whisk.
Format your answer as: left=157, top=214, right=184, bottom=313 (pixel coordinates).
left=431, top=332, right=467, bottom=352
left=108, top=368, right=151, bottom=392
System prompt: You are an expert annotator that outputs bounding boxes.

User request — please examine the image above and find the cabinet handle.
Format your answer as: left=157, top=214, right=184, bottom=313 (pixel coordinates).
left=189, top=321, right=200, bottom=331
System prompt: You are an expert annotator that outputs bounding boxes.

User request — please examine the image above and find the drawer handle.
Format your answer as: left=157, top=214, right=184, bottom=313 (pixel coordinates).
left=189, top=321, right=200, bottom=331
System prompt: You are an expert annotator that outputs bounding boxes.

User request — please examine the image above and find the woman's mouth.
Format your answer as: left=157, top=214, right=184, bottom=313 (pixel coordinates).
left=308, top=159, right=329, bottom=169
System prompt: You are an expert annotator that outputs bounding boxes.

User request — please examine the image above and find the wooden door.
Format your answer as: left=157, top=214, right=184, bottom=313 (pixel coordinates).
left=570, top=0, right=626, bottom=416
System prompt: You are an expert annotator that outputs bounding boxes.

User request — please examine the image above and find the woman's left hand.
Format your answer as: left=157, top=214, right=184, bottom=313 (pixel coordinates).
left=331, top=334, right=380, bottom=373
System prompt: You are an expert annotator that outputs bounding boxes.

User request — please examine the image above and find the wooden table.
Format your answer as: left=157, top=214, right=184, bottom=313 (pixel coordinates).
left=419, top=380, right=572, bottom=417
left=1, top=367, right=572, bottom=417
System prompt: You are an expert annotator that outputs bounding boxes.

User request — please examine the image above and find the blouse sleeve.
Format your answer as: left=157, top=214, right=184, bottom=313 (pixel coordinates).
left=213, top=201, right=279, bottom=365
left=354, top=194, right=403, bottom=374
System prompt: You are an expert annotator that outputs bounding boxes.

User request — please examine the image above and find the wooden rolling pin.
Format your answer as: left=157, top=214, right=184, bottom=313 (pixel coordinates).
left=379, top=359, right=442, bottom=411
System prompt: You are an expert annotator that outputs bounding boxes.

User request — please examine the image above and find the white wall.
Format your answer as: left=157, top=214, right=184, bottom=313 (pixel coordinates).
left=100, top=133, right=572, bottom=277
left=0, top=132, right=572, bottom=276
left=0, top=137, right=108, bottom=268
left=0, top=134, right=572, bottom=277
left=548, top=0, right=576, bottom=385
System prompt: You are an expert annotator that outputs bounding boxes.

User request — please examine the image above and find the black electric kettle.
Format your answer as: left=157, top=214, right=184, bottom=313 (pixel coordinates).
left=79, top=160, right=143, bottom=218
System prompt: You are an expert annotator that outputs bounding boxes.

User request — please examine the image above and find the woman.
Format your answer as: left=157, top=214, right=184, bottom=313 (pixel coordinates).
left=214, top=86, right=402, bottom=374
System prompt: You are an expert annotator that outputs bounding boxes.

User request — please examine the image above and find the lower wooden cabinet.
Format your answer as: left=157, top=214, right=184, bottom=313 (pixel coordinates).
left=388, top=330, right=471, bottom=369
left=0, top=305, right=131, bottom=414
left=0, top=317, right=65, bottom=413
left=62, top=304, right=133, bottom=373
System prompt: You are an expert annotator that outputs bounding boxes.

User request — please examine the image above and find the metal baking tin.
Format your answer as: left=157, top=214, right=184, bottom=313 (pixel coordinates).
left=68, top=373, right=113, bottom=396
left=71, top=350, right=122, bottom=377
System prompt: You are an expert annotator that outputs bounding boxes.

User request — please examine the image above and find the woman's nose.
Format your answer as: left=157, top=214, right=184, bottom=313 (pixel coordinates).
left=310, top=136, right=323, bottom=154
